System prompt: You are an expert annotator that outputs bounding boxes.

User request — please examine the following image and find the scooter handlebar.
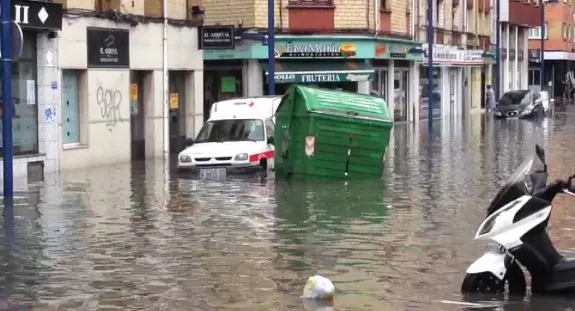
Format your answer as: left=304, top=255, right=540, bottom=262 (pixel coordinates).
left=562, top=174, right=575, bottom=194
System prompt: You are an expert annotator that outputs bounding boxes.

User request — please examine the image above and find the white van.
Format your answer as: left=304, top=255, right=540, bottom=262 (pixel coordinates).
left=177, top=96, right=282, bottom=173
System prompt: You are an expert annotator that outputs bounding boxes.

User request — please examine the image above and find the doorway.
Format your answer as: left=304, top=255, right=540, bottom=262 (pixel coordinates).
left=130, top=71, right=146, bottom=160
left=393, top=69, right=408, bottom=121
left=480, top=67, right=486, bottom=108
left=169, top=71, right=186, bottom=154
left=449, top=69, right=456, bottom=115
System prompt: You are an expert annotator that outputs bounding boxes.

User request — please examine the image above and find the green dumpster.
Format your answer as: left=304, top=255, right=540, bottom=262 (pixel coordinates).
left=274, top=85, right=394, bottom=179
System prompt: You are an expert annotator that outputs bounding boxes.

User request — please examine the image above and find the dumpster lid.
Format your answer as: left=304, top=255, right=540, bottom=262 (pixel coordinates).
left=289, top=86, right=392, bottom=122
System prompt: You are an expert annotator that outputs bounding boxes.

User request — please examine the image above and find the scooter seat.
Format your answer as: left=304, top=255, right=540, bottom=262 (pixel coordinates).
left=552, top=258, right=575, bottom=273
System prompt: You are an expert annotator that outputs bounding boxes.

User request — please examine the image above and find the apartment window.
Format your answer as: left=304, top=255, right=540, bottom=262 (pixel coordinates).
left=563, top=23, right=569, bottom=40
left=528, top=23, right=547, bottom=39
left=62, top=70, right=87, bottom=146
left=288, top=0, right=333, bottom=5
left=381, top=0, right=389, bottom=10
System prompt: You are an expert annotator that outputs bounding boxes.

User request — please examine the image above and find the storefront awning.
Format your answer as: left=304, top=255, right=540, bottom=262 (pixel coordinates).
left=262, top=61, right=375, bottom=84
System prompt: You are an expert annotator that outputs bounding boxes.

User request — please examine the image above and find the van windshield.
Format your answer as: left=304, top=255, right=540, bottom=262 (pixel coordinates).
left=195, top=119, right=265, bottom=143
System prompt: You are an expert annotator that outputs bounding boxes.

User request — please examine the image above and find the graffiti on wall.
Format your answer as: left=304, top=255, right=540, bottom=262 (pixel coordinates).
left=95, top=74, right=126, bottom=131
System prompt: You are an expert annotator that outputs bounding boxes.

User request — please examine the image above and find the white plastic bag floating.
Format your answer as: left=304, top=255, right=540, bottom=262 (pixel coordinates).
left=302, top=275, right=335, bottom=300
left=303, top=298, right=334, bottom=311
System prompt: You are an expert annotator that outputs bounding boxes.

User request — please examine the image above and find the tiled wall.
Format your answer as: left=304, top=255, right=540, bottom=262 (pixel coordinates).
left=37, top=33, right=62, bottom=175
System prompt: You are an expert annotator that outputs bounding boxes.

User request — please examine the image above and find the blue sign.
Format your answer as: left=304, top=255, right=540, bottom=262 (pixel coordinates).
left=51, top=81, right=57, bottom=89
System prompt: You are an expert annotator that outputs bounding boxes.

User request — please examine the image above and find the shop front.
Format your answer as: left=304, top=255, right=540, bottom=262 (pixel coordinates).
left=0, top=0, right=63, bottom=182
left=420, top=45, right=493, bottom=119
left=371, top=40, right=423, bottom=122
left=260, top=39, right=374, bottom=95
left=203, top=34, right=423, bottom=122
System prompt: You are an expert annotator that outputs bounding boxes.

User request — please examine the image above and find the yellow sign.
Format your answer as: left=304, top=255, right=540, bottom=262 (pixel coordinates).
left=130, top=84, right=138, bottom=101
left=169, top=93, right=179, bottom=110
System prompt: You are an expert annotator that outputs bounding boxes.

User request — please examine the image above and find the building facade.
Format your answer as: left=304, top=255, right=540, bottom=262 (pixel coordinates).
left=527, top=0, right=575, bottom=100
left=3, top=0, right=204, bottom=184
left=202, top=0, right=424, bottom=122
left=496, top=0, right=540, bottom=97
left=417, top=0, right=494, bottom=117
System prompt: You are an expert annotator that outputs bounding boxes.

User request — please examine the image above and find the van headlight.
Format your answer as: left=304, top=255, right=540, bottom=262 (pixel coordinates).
left=234, top=153, right=248, bottom=161
left=179, top=155, right=192, bottom=163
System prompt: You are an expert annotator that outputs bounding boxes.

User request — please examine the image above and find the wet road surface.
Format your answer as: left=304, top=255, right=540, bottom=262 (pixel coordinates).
left=3, top=107, right=575, bottom=310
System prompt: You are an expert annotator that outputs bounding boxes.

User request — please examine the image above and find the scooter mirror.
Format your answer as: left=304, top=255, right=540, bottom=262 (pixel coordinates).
left=535, top=144, right=546, bottom=165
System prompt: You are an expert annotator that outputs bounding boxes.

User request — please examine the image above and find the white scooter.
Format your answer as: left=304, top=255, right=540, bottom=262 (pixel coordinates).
left=461, top=144, right=575, bottom=295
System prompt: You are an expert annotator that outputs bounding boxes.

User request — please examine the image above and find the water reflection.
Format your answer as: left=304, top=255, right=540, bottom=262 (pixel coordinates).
left=1, top=109, right=575, bottom=309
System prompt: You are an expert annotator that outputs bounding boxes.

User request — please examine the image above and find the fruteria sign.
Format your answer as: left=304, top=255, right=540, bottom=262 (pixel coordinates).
left=270, top=71, right=374, bottom=84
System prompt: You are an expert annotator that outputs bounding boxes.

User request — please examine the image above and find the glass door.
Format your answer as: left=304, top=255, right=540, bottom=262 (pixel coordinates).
left=394, top=69, right=408, bottom=121
left=449, top=70, right=456, bottom=115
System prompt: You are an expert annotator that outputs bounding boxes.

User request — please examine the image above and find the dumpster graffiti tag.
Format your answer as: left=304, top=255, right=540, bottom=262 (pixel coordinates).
left=305, top=135, right=315, bottom=157
left=281, top=133, right=290, bottom=159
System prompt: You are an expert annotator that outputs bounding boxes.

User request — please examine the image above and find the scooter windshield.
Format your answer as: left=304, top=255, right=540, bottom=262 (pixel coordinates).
left=486, top=156, right=535, bottom=215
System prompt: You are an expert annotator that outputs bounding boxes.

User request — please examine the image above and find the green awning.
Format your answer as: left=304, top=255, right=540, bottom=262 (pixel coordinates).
left=262, top=61, right=375, bottom=84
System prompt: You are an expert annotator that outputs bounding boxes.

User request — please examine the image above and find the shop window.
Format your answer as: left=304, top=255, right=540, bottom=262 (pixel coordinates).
left=62, top=70, right=86, bottom=145
left=265, top=118, right=274, bottom=138
left=0, top=32, right=38, bottom=155
left=419, top=66, right=441, bottom=119
left=204, top=69, right=243, bottom=121
left=381, top=0, right=389, bottom=10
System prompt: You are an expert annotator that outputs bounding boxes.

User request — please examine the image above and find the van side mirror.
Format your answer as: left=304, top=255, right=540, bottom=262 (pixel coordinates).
left=267, top=136, right=274, bottom=145
left=185, top=138, right=195, bottom=146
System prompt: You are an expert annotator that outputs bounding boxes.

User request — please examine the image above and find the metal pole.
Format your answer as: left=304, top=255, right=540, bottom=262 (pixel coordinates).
left=495, top=0, right=501, bottom=100
left=540, top=2, right=545, bottom=91
left=162, top=0, right=169, bottom=160
left=1, top=0, right=13, bottom=199
left=267, top=0, right=275, bottom=95
left=427, top=0, right=434, bottom=129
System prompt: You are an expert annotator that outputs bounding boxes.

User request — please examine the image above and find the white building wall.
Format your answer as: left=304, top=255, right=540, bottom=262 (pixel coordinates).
left=58, top=17, right=203, bottom=171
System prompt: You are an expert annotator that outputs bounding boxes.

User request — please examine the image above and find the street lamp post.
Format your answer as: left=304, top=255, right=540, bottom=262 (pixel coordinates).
left=495, top=0, right=501, bottom=100
left=267, top=0, right=276, bottom=95
left=427, top=0, right=434, bottom=130
left=540, top=0, right=545, bottom=91
left=1, top=0, right=13, bottom=199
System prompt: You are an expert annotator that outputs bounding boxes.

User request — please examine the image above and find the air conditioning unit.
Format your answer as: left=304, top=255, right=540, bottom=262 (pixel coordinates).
left=187, top=0, right=205, bottom=22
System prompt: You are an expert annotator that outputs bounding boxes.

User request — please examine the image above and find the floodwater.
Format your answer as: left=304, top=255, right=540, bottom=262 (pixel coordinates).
left=3, top=107, right=575, bottom=310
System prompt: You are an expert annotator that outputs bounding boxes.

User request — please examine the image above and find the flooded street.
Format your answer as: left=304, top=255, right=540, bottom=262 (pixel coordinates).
left=4, top=108, right=575, bottom=310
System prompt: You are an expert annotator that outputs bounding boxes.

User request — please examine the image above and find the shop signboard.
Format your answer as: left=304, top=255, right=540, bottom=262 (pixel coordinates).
left=423, top=44, right=488, bottom=65
left=270, top=71, right=374, bottom=84
left=274, top=42, right=358, bottom=58
left=374, top=42, right=423, bottom=61
left=87, top=27, right=130, bottom=68
left=12, top=0, right=62, bottom=30
left=199, top=25, right=235, bottom=50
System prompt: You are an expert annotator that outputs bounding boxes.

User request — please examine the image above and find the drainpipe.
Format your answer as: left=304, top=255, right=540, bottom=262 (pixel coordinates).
left=427, top=0, right=434, bottom=127
left=1, top=0, right=13, bottom=198
left=411, top=0, right=416, bottom=38
left=162, top=0, right=169, bottom=160
left=374, top=0, right=380, bottom=37
left=267, top=0, right=276, bottom=95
